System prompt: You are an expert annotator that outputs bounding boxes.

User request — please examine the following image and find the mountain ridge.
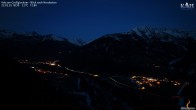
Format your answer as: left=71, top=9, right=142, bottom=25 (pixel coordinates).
left=62, top=27, right=195, bottom=80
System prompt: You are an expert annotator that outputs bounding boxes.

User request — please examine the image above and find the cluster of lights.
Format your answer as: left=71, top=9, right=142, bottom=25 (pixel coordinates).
left=93, top=74, right=99, bottom=77
left=43, top=61, right=61, bottom=67
left=18, top=59, right=63, bottom=75
left=35, top=69, right=51, bottom=74
left=131, top=76, right=160, bottom=88
left=19, top=60, right=99, bottom=78
left=30, top=66, right=67, bottom=76
left=131, top=75, right=181, bottom=89
left=18, top=60, right=61, bottom=67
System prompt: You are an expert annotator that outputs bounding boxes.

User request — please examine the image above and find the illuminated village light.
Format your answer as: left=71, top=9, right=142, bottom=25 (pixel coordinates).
left=156, top=81, right=161, bottom=85
left=50, top=62, right=56, bottom=66
left=132, top=76, right=136, bottom=79
left=93, top=74, right=99, bottom=77
left=130, top=75, right=181, bottom=88
left=140, top=86, right=145, bottom=90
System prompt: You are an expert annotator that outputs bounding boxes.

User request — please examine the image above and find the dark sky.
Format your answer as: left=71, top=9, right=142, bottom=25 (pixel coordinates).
left=0, top=0, right=195, bottom=42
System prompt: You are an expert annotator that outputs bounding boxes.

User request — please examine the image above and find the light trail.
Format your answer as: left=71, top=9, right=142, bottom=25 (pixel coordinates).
left=109, top=77, right=131, bottom=88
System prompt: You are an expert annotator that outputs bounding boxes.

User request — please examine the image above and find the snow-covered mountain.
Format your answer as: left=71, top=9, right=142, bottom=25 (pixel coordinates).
left=0, top=30, right=14, bottom=39
left=0, top=29, right=69, bottom=41
left=63, top=27, right=196, bottom=80
left=0, top=30, right=78, bottom=59
left=128, top=27, right=196, bottom=41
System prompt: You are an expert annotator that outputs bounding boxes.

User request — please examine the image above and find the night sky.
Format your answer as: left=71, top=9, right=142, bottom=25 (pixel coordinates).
left=0, top=0, right=195, bottom=42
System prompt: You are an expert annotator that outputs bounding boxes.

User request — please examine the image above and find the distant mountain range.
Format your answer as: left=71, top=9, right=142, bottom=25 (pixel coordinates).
left=0, top=30, right=78, bottom=59
left=0, top=27, right=195, bottom=80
